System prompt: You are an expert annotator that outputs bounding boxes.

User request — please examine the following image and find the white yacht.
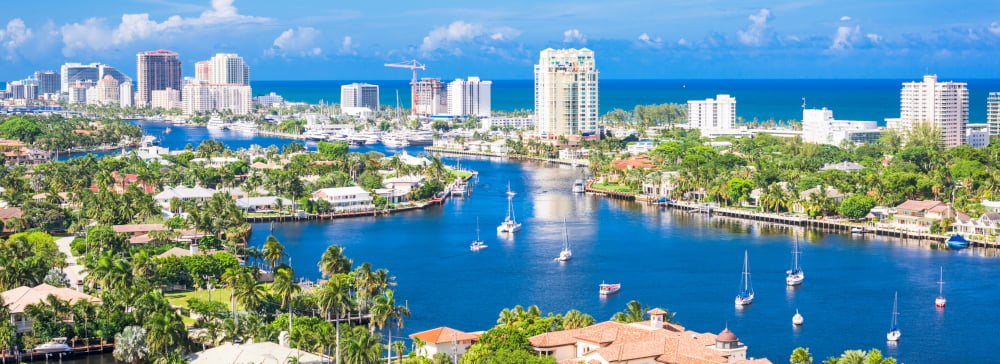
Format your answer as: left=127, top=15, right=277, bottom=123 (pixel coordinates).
left=497, top=183, right=522, bottom=234
left=572, top=179, right=586, bottom=193
left=170, top=116, right=188, bottom=124
left=792, top=309, right=804, bottom=326
left=786, top=238, right=804, bottom=286
left=206, top=117, right=227, bottom=130
left=33, top=337, right=71, bottom=353
left=887, top=291, right=901, bottom=341
left=382, top=134, right=411, bottom=148
left=231, top=120, right=258, bottom=133
left=303, top=130, right=328, bottom=140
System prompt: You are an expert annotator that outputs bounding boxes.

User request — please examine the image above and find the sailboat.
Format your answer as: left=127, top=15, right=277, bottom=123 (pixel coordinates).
left=555, top=219, right=572, bottom=261
left=887, top=291, right=901, bottom=341
left=497, top=182, right=522, bottom=233
left=735, top=250, right=754, bottom=306
left=470, top=217, right=487, bottom=251
left=786, top=237, right=804, bottom=286
left=935, top=267, right=947, bottom=308
left=792, top=309, right=804, bottom=326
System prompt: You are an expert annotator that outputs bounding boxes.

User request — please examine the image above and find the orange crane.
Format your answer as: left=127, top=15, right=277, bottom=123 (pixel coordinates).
left=384, top=60, right=426, bottom=116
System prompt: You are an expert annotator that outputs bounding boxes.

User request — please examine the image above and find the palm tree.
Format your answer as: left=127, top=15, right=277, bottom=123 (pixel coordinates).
left=822, top=349, right=896, bottom=364
left=391, top=340, right=406, bottom=363
left=562, top=309, right=596, bottom=329
left=317, top=274, right=354, bottom=364
left=144, top=311, right=186, bottom=357
left=114, top=326, right=149, bottom=364
left=318, top=245, right=354, bottom=278
left=791, top=347, right=813, bottom=364
left=611, top=300, right=648, bottom=323
left=272, top=264, right=301, bottom=310
left=370, top=290, right=411, bottom=364
left=342, top=326, right=383, bottom=364
left=262, top=235, right=286, bottom=272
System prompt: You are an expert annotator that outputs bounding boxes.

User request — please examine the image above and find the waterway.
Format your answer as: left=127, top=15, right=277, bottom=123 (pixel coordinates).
left=137, top=122, right=999, bottom=363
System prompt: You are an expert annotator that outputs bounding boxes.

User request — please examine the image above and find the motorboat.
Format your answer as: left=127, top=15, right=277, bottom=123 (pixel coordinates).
left=735, top=250, right=754, bottom=306
left=851, top=227, right=865, bottom=234
left=887, top=291, right=901, bottom=341
left=140, top=135, right=159, bottom=146
left=33, top=337, right=71, bottom=353
left=554, top=219, right=572, bottom=262
left=497, top=183, right=522, bottom=234
left=450, top=181, right=467, bottom=197
left=946, top=234, right=970, bottom=250
left=599, top=281, right=621, bottom=295
left=206, top=117, right=227, bottom=130
left=572, top=179, right=586, bottom=193
left=786, top=237, right=804, bottom=286
left=406, top=131, right=435, bottom=146
left=231, top=120, right=258, bottom=133
left=382, top=134, right=411, bottom=148
left=303, top=130, right=328, bottom=141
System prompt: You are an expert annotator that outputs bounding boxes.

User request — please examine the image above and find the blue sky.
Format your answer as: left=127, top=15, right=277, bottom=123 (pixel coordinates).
left=1, top=0, right=999, bottom=81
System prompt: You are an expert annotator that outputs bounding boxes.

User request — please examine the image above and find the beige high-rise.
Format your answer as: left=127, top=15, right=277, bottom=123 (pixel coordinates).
left=534, top=48, right=599, bottom=139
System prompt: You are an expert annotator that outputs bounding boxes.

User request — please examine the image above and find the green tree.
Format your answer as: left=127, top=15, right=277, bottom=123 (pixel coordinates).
left=837, top=194, right=877, bottom=219
left=114, top=326, right=150, bottom=364
left=318, top=141, right=350, bottom=161
left=791, top=347, right=813, bottom=364
left=611, top=300, right=648, bottom=323
left=561, top=309, right=595, bottom=329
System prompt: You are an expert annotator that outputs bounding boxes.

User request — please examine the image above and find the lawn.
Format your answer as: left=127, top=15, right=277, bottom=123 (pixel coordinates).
left=166, top=287, right=234, bottom=308
left=450, top=170, right=473, bottom=179
left=591, top=182, right=638, bottom=193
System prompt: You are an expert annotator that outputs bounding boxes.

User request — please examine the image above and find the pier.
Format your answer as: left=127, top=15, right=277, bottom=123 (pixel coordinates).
left=1, top=338, right=114, bottom=362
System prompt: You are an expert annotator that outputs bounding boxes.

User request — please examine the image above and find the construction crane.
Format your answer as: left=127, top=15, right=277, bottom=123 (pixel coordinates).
left=384, top=60, right=426, bottom=116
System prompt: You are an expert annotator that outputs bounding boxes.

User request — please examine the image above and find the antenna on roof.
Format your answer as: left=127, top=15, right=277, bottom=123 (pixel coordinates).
left=801, top=98, right=806, bottom=109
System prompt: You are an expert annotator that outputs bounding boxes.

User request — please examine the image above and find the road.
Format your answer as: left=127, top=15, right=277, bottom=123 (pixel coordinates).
left=55, top=236, right=87, bottom=291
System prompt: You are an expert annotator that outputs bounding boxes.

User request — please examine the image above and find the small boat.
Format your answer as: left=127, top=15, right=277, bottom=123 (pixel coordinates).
left=946, top=234, right=970, bottom=250
left=382, top=135, right=411, bottom=148
left=792, top=309, right=804, bottom=326
left=33, top=337, right=71, bottom=353
left=497, top=183, right=522, bottom=234
left=887, top=291, right=901, bottom=341
left=935, top=267, right=946, bottom=308
left=303, top=130, right=328, bottom=141
left=599, top=281, right=621, bottom=295
left=786, top=237, right=804, bottom=286
left=470, top=217, right=487, bottom=251
left=851, top=227, right=865, bottom=234
left=451, top=182, right=468, bottom=197
left=347, top=138, right=366, bottom=146
left=140, top=135, right=159, bottom=146
left=164, top=127, right=172, bottom=134
left=572, top=179, right=586, bottom=193
left=554, top=219, right=572, bottom=262
left=735, top=250, right=754, bottom=306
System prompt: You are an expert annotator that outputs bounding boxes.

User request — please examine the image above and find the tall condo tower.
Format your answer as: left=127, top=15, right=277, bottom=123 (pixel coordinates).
left=136, top=50, right=182, bottom=107
left=887, top=75, right=969, bottom=148
left=988, top=92, right=1000, bottom=137
left=534, top=48, right=599, bottom=139
left=447, top=77, right=492, bottom=117
left=341, top=83, right=380, bottom=109
left=207, top=53, right=250, bottom=85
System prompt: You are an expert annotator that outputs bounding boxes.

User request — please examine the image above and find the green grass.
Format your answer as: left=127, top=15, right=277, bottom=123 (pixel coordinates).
left=591, top=183, right=639, bottom=193
left=166, top=287, right=235, bottom=308
left=450, top=170, right=473, bottom=179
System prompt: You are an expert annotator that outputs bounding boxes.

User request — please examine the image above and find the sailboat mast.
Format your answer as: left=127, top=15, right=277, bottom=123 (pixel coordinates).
left=939, top=267, right=944, bottom=296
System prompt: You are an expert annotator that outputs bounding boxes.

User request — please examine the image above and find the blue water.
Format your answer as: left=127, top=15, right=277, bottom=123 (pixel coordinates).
left=133, top=115, right=1000, bottom=363
left=253, top=79, right=1000, bottom=124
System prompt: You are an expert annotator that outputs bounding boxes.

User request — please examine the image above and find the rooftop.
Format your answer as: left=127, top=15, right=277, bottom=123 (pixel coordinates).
left=409, top=326, right=480, bottom=344
left=187, top=342, right=324, bottom=364
left=2, top=284, right=101, bottom=313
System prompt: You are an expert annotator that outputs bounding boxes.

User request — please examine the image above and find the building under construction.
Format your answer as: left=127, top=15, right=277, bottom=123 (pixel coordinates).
left=413, top=78, right=448, bottom=116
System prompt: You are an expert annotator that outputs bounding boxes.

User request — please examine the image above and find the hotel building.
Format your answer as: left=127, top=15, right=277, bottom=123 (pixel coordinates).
left=801, top=108, right=882, bottom=145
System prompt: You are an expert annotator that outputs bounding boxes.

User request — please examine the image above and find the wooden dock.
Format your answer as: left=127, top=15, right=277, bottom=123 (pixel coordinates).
left=1, top=338, right=113, bottom=362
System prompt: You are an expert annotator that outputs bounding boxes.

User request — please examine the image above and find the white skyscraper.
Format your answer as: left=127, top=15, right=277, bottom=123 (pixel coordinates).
left=687, top=94, right=737, bottom=133
left=447, top=77, right=491, bottom=117
left=988, top=92, right=1000, bottom=137
left=340, top=83, right=380, bottom=109
left=534, top=48, right=599, bottom=139
left=207, top=53, right=250, bottom=85
left=119, top=82, right=134, bottom=107
left=887, top=75, right=969, bottom=148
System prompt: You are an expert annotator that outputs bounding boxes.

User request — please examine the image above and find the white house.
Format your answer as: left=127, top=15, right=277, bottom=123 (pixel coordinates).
left=410, top=327, right=481, bottom=360
left=235, top=196, right=296, bottom=212
left=312, top=186, right=374, bottom=212
left=154, top=185, right=218, bottom=207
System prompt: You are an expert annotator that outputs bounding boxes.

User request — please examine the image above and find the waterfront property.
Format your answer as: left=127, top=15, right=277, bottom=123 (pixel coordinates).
left=154, top=185, right=218, bottom=207
left=235, top=196, right=297, bottom=213
left=2, top=284, right=100, bottom=333
left=409, top=326, right=481, bottom=359
left=187, top=342, right=324, bottom=363
left=530, top=308, right=771, bottom=364
left=883, top=200, right=959, bottom=233
left=791, top=185, right=846, bottom=214
left=311, top=186, right=375, bottom=212
left=801, top=108, right=882, bottom=146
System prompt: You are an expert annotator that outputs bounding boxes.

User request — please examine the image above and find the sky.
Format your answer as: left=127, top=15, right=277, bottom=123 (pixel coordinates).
left=1, top=0, right=1000, bottom=81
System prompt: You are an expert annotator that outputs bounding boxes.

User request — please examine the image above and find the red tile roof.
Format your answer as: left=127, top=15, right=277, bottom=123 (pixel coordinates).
left=409, top=327, right=479, bottom=344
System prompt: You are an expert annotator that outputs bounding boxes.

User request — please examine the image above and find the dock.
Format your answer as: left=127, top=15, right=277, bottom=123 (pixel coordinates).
left=1, top=338, right=113, bottom=362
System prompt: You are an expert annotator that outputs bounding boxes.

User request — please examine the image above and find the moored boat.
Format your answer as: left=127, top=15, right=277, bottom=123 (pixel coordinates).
left=935, top=267, right=947, bottom=308
left=554, top=219, right=572, bottom=262
left=33, top=337, right=71, bottom=353
left=735, top=250, right=754, bottom=306
left=786, top=237, right=804, bottom=286
left=572, top=179, right=586, bottom=193
left=792, top=309, right=804, bottom=326
left=497, top=183, right=522, bottom=234
left=470, top=217, right=487, bottom=251
left=599, top=281, right=621, bottom=295
left=887, top=291, right=901, bottom=341
left=946, top=234, right=970, bottom=250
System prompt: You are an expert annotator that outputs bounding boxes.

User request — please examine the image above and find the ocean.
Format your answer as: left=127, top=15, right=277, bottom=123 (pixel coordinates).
left=253, top=79, right=1000, bottom=124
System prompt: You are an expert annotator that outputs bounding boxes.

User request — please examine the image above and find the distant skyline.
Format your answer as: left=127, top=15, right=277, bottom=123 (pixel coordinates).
left=1, top=0, right=1000, bottom=81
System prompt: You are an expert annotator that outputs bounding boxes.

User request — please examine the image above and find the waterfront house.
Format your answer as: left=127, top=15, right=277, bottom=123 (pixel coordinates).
left=746, top=182, right=792, bottom=208
left=0, top=207, right=22, bottom=232
left=611, top=155, right=655, bottom=170
left=2, top=284, right=101, bottom=333
left=981, top=199, right=1000, bottom=213
left=558, top=148, right=590, bottom=160
left=113, top=223, right=206, bottom=244
left=188, top=342, right=324, bottom=364
left=885, top=200, right=956, bottom=233
left=398, top=152, right=431, bottom=167
left=952, top=212, right=1000, bottom=241
left=154, top=185, right=218, bottom=207
left=792, top=185, right=845, bottom=214
left=642, top=171, right=679, bottom=198
left=529, top=308, right=771, bottom=364
left=88, top=172, right=157, bottom=194
left=409, top=327, right=481, bottom=360
left=235, top=196, right=296, bottom=213
left=312, top=186, right=375, bottom=213
left=819, top=161, right=865, bottom=173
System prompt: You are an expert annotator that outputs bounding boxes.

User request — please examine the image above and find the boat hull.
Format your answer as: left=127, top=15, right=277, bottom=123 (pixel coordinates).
left=734, top=294, right=754, bottom=306
left=887, top=330, right=901, bottom=341
left=935, top=297, right=947, bottom=308
left=786, top=272, right=804, bottom=286
left=792, top=314, right=804, bottom=325
left=599, top=283, right=621, bottom=295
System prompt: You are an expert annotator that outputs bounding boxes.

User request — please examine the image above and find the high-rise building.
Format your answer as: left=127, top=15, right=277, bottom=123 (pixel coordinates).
left=119, top=82, right=134, bottom=108
left=34, top=71, right=60, bottom=95
left=69, top=84, right=88, bottom=104
left=988, top=92, right=1000, bottom=137
left=195, top=61, right=211, bottom=82
left=136, top=50, right=182, bottom=107
left=687, top=94, right=737, bottom=133
left=207, top=53, right=250, bottom=85
left=60, top=63, right=100, bottom=93
left=447, top=77, right=491, bottom=117
left=887, top=75, right=969, bottom=148
left=534, top=48, right=599, bottom=139
left=89, top=75, right=120, bottom=105
left=413, top=78, right=447, bottom=116
left=801, top=108, right=882, bottom=146
left=99, top=65, right=131, bottom=85
left=151, top=88, right=181, bottom=110
left=182, top=82, right=252, bottom=115
left=340, top=83, right=380, bottom=109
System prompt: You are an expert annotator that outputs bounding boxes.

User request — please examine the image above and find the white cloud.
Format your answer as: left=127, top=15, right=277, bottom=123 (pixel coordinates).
left=677, top=38, right=689, bottom=46
left=1, top=19, right=34, bottom=59
left=991, top=22, right=1000, bottom=35
left=418, top=21, right=519, bottom=56
left=737, top=9, right=772, bottom=47
left=268, top=27, right=322, bottom=57
left=563, top=29, right=586, bottom=43
left=840, top=16, right=852, bottom=21
left=339, top=36, right=357, bottom=55
left=829, top=24, right=881, bottom=51
left=60, top=0, right=268, bottom=55
left=637, top=32, right=663, bottom=47
left=866, top=33, right=883, bottom=43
